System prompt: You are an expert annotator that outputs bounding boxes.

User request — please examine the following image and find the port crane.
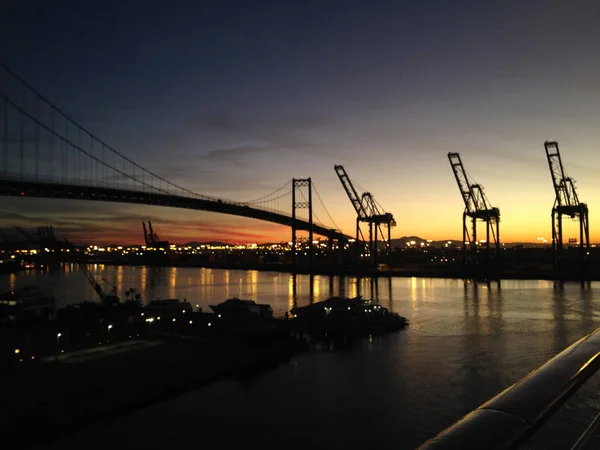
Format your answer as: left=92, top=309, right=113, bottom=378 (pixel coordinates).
left=36, top=226, right=56, bottom=241
left=142, top=221, right=169, bottom=248
left=544, top=141, right=589, bottom=270
left=334, top=165, right=396, bottom=260
left=447, top=153, right=500, bottom=266
left=80, top=265, right=119, bottom=306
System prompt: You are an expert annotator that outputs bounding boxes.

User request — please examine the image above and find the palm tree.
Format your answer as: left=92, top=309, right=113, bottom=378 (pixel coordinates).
left=125, top=287, right=136, bottom=302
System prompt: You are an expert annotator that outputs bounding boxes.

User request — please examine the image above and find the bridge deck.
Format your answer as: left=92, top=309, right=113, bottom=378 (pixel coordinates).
left=0, top=180, right=350, bottom=240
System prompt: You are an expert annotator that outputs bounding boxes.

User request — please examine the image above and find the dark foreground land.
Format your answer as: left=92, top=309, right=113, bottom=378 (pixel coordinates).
left=1, top=336, right=299, bottom=449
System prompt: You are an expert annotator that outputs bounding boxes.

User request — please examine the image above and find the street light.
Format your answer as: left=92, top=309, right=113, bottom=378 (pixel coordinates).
left=57, top=332, right=62, bottom=351
left=146, top=317, right=154, bottom=336
left=107, top=324, right=113, bottom=343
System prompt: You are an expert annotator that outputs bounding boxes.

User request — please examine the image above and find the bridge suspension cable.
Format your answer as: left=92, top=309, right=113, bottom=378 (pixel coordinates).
left=240, top=180, right=292, bottom=205
left=312, top=181, right=340, bottom=232
left=0, top=62, right=217, bottom=200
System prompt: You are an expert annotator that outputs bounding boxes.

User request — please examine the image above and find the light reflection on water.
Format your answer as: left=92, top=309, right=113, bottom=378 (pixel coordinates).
left=5, top=266, right=600, bottom=450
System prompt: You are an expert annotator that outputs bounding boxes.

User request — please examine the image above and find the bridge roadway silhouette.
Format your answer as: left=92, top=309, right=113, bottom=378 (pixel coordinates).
left=0, top=178, right=347, bottom=240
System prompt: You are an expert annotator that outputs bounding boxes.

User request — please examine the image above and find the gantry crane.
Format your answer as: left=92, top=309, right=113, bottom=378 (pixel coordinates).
left=334, top=165, right=396, bottom=259
left=544, top=141, right=589, bottom=271
left=448, top=153, right=500, bottom=267
left=80, top=265, right=119, bottom=306
left=142, top=221, right=169, bottom=248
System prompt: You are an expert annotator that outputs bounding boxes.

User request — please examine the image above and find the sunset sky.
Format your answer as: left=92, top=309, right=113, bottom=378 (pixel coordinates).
left=1, top=1, right=600, bottom=245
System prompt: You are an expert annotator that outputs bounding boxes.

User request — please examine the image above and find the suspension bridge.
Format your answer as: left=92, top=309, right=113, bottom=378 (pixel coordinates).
left=0, top=63, right=350, bottom=242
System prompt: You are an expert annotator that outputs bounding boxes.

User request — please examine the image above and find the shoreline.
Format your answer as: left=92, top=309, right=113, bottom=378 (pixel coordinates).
left=25, top=259, right=599, bottom=282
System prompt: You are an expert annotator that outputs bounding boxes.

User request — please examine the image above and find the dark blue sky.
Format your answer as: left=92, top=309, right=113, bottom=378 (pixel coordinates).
left=2, top=0, right=600, bottom=243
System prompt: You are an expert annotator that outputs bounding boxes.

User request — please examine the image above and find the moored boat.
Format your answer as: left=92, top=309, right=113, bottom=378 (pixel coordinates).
left=210, top=298, right=273, bottom=319
left=288, top=295, right=408, bottom=337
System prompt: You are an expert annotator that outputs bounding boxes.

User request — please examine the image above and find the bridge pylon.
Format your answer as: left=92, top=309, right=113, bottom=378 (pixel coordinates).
left=291, top=178, right=313, bottom=269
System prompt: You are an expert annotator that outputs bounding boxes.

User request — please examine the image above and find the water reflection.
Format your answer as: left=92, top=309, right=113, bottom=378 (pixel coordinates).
left=309, top=274, right=315, bottom=304
left=370, top=277, right=379, bottom=302
left=386, top=277, right=393, bottom=312
left=329, top=276, right=334, bottom=298
left=116, top=266, right=124, bottom=298
left=579, top=283, right=593, bottom=332
left=289, top=274, right=296, bottom=311
left=338, top=275, right=345, bottom=297
left=552, top=282, right=569, bottom=353
left=3, top=266, right=600, bottom=326
left=140, top=266, right=147, bottom=291
left=224, top=270, right=230, bottom=299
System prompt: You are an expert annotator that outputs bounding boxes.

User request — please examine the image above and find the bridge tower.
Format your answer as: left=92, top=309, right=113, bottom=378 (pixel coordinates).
left=448, top=153, right=500, bottom=269
left=291, top=178, right=313, bottom=268
left=544, top=141, right=589, bottom=275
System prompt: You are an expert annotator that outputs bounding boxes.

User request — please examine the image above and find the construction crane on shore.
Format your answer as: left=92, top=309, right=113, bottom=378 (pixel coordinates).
left=334, top=165, right=396, bottom=259
left=544, top=141, right=589, bottom=270
left=447, top=152, right=500, bottom=266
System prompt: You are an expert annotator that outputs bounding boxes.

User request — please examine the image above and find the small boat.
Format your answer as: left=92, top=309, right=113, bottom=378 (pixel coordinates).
left=210, top=298, right=273, bottom=319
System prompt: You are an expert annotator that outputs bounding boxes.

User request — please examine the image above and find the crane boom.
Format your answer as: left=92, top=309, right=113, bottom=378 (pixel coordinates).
left=148, top=221, right=160, bottom=243
left=14, top=226, right=36, bottom=242
left=80, top=265, right=119, bottom=305
left=545, top=141, right=580, bottom=208
left=334, top=165, right=368, bottom=219
left=447, top=153, right=477, bottom=213
left=142, top=222, right=150, bottom=245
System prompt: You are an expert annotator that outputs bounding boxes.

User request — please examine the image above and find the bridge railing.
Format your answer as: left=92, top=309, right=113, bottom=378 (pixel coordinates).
left=419, top=327, right=600, bottom=450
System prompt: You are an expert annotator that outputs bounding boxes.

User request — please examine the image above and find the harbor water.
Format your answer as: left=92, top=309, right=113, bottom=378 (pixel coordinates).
left=5, top=265, right=600, bottom=449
